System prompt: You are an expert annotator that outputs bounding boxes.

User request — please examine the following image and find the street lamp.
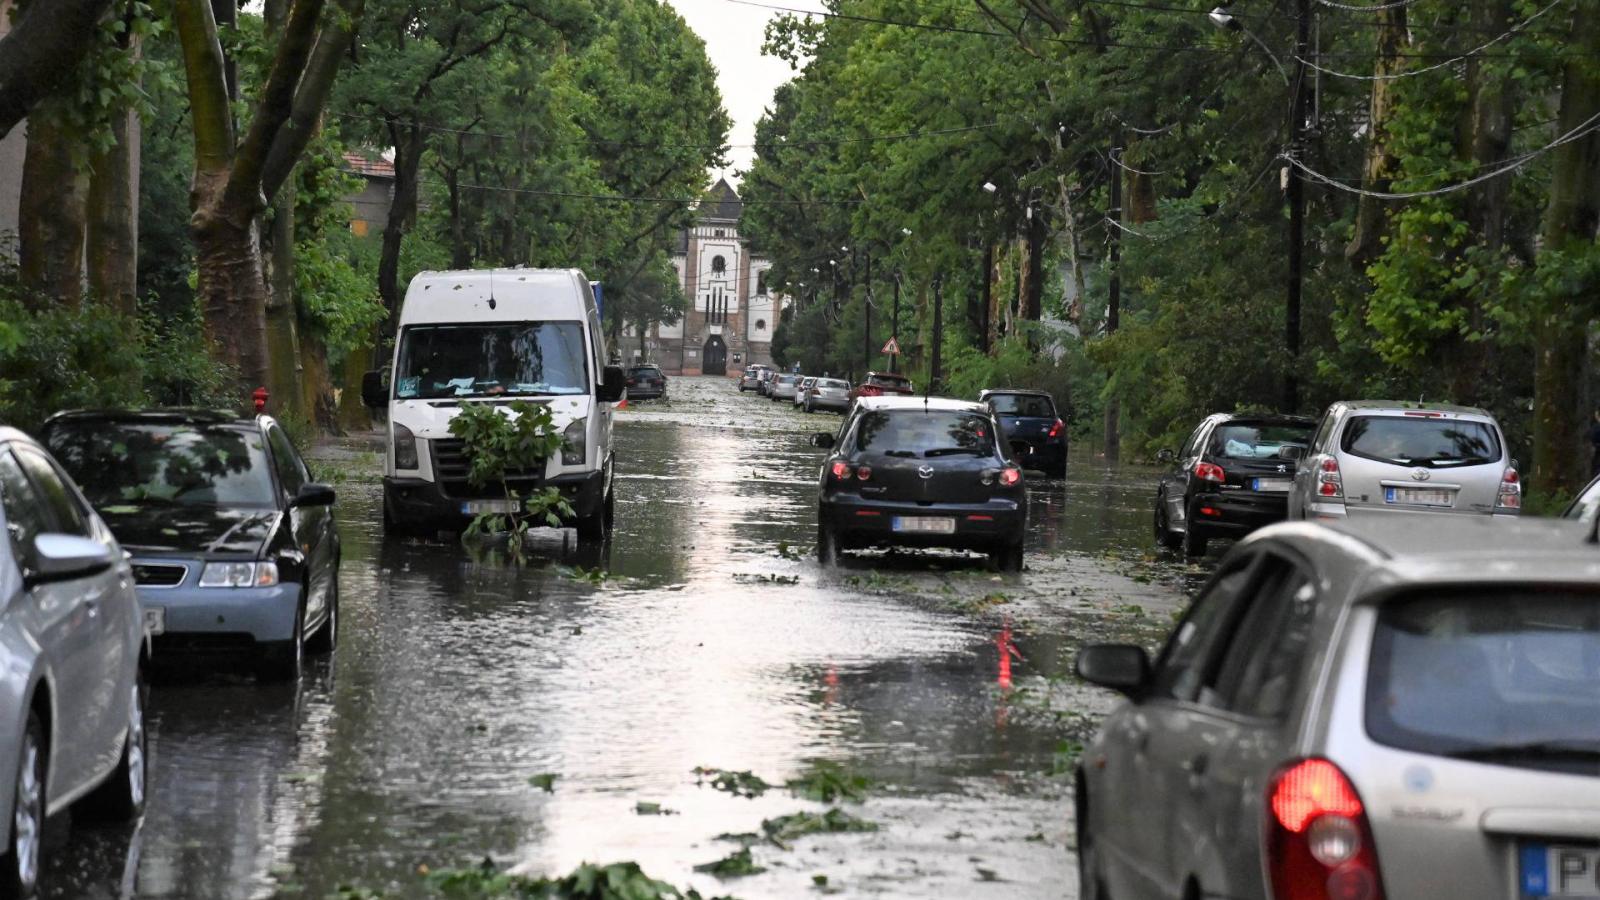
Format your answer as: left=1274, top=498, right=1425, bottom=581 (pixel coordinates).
left=1209, top=7, right=1288, bottom=85
left=981, top=181, right=998, bottom=194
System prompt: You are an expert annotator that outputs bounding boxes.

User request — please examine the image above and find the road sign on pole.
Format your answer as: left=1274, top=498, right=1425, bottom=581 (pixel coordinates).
left=881, top=337, right=900, bottom=356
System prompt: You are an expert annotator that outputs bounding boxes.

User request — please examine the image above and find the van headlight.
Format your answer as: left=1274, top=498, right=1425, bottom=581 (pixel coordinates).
left=394, top=423, right=418, bottom=469
left=199, top=561, right=279, bottom=588
left=562, top=418, right=587, bottom=466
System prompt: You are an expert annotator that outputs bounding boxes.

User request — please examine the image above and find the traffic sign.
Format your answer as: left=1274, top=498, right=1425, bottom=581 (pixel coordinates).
left=881, top=337, right=900, bottom=355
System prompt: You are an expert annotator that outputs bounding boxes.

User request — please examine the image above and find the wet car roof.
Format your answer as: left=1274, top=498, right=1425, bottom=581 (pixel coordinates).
left=1336, top=399, right=1493, bottom=417
left=47, top=408, right=259, bottom=427
left=856, top=396, right=987, bottom=414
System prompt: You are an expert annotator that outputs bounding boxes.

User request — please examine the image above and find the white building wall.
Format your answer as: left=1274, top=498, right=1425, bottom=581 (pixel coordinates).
left=660, top=255, right=686, bottom=338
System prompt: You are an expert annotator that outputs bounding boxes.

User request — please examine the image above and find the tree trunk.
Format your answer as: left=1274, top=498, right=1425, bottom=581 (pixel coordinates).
left=1024, top=210, right=1044, bottom=323
left=447, top=165, right=471, bottom=268
left=1344, top=3, right=1408, bottom=266
left=192, top=170, right=272, bottom=391
left=0, top=0, right=115, bottom=140
left=1532, top=4, right=1600, bottom=499
left=265, top=182, right=304, bottom=423
left=378, top=120, right=424, bottom=328
left=17, top=113, right=88, bottom=308
left=86, top=106, right=139, bottom=315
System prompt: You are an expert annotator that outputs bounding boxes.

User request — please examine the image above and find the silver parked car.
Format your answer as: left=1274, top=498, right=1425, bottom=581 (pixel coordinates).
left=770, top=373, right=800, bottom=402
left=1287, top=401, right=1519, bottom=521
left=804, top=377, right=852, bottom=413
left=0, top=428, right=147, bottom=898
left=1564, top=472, right=1599, bottom=522
left=1075, top=515, right=1600, bottom=900
left=792, top=377, right=816, bottom=408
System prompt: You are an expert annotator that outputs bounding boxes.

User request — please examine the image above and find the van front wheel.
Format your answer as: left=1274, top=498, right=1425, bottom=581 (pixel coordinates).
left=576, top=488, right=614, bottom=541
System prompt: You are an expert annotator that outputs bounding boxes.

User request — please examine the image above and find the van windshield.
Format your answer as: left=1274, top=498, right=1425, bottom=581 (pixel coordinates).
left=395, top=322, right=589, bottom=399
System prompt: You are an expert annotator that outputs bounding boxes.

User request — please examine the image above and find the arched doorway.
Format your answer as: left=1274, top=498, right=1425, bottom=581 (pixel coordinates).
left=703, top=335, right=727, bottom=375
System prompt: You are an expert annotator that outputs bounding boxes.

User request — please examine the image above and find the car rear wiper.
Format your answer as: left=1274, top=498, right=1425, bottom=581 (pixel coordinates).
left=883, top=450, right=918, bottom=458
left=1442, top=740, right=1600, bottom=762
left=924, top=447, right=983, bottom=457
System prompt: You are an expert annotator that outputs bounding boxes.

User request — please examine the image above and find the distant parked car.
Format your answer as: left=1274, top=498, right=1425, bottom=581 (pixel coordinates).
left=1563, top=472, right=1599, bottom=522
left=1287, top=401, right=1519, bottom=522
left=980, top=389, right=1069, bottom=478
left=1154, top=413, right=1315, bottom=557
left=0, top=427, right=148, bottom=899
left=770, top=373, right=801, bottom=402
left=850, top=371, right=913, bottom=401
left=812, top=396, right=1026, bottom=571
left=792, top=377, right=816, bottom=408
left=1075, top=514, right=1600, bottom=900
left=739, top=366, right=770, bottom=392
left=759, top=370, right=780, bottom=397
left=804, top=377, right=853, bottom=413
left=43, top=410, right=340, bottom=682
left=625, top=364, right=667, bottom=400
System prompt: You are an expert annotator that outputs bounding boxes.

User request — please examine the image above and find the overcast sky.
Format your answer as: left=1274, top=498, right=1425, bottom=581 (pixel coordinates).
left=666, top=0, right=827, bottom=187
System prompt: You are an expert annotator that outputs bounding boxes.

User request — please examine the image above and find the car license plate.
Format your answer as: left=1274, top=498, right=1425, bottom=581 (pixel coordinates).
left=1252, top=478, right=1292, bottom=492
left=1385, top=487, right=1454, bottom=507
left=143, top=606, right=165, bottom=637
left=892, top=516, right=956, bottom=534
left=462, top=499, right=520, bottom=515
left=1520, top=843, right=1600, bottom=897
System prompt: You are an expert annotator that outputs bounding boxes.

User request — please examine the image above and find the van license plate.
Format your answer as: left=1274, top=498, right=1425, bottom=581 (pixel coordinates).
left=1520, top=843, right=1600, bottom=897
left=893, top=516, right=956, bottom=534
left=1252, top=478, right=1292, bottom=492
left=143, top=606, right=165, bottom=637
left=462, top=500, right=520, bottom=515
left=1385, top=487, right=1454, bottom=507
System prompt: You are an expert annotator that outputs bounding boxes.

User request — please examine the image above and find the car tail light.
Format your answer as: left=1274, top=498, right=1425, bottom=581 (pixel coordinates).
left=830, top=460, right=851, bottom=480
left=1048, top=419, right=1064, bottom=439
left=1266, top=758, right=1385, bottom=900
left=856, top=465, right=872, bottom=481
left=999, top=467, right=1022, bottom=487
left=859, top=384, right=883, bottom=397
left=1317, top=457, right=1344, bottom=499
left=1496, top=467, right=1521, bottom=510
left=1194, top=461, right=1225, bottom=483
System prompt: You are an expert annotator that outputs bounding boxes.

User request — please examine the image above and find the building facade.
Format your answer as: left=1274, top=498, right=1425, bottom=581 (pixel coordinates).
left=621, top=179, right=784, bottom=376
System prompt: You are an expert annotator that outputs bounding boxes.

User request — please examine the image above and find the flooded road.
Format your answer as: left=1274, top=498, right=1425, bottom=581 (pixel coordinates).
left=42, top=377, right=1207, bottom=899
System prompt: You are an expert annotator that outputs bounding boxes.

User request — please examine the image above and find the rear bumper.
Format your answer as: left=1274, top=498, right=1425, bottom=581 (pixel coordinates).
left=821, top=495, right=1025, bottom=549
left=627, top=385, right=665, bottom=399
left=1313, top=502, right=1520, bottom=520
left=1008, top=438, right=1068, bottom=470
left=385, top=470, right=606, bottom=528
left=1188, top=489, right=1290, bottom=538
left=808, top=396, right=851, bottom=410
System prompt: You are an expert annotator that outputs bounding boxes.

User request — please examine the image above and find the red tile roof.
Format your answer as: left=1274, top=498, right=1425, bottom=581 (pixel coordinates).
left=343, top=152, right=394, bottom=179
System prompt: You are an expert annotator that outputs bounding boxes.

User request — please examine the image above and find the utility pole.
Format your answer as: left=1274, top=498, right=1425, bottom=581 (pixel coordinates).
left=931, top=274, right=944, bottom=391
left=1285, top=0, right=1310, bottom=413
left=1104, top=133, right=1123, bottom=465
left=863, top=247, right=873, bottom=374
left=890, top=273, right=901, bottom=374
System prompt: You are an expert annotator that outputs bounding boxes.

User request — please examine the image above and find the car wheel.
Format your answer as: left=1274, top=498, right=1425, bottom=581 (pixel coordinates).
left=576, top=487, right=615, bottom=542
left=816, top=521, right=840, bottom=566
left=256, top=596, right=305, bottom=683
left=1181, top=513, right=1208, bottom=559
left=990, top=541, right=1025, bottom=573
left=1154, top=500, right=1182, bottom=551
left=307, top=559, right=339, bottom=655
left=80, top=671, right=147, bottom=822
left=1077, top=814, right=1109, bottom=900
left=2, top=712, right=44, bottom=899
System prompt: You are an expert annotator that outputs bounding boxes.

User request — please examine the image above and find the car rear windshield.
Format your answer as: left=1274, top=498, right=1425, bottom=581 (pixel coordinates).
left=855, top=411, right=995, bottom=457
left=867, top=374, right=911, bottom=389
left=45, top=422, right=275, bottom=509
left=629, top=367, right=661, bottom=377
left=988, top=394, right=1055, bottom=418
left=1341, top=415, right=1500, bottom=468
left=777, top=375, right=797, bottom=384
left=395, top=322, right=588, bottom=399
left=818, top=379, right=848, bottom=389
left=1366, top=588, right=1600, bottom=772
left=1209, top=422, right=1313, bottom=460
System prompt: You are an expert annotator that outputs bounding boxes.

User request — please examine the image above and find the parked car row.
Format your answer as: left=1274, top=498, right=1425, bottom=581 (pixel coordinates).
left=0, top=409, right=342, bottom=897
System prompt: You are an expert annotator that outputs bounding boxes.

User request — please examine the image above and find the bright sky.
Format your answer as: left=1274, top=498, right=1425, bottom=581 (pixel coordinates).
left=666, top=0, right=827, bottom=186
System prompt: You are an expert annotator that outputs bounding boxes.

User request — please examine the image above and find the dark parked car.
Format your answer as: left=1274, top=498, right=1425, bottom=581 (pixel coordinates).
left=850, top=371, right=914, bottom=401
left=43, top=410, right=340, bottom=681
left=980, top=389, right=1068, bottom=478
left=1154, top=413, right=1315, bottom=557
left=625, top=364, right=667, bottom=400
left=812, top=397, right=1026, bottom=571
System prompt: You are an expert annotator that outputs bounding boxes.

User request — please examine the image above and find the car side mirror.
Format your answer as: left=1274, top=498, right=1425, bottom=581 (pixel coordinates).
left=291, top=482, right=337, bottom=508
left=1156, top=449, right=1176, bottom=463
left=809, top=433, right=835, bottom=449
left=1075, top=644, right=1151, bottom=698
left=1279, top=445, right=1305, bottom=461
left=597, top=364, right=626, bottom=403
left=27, top=533, right=115, bottom=588
left=361, top=370, right=387, bottom=408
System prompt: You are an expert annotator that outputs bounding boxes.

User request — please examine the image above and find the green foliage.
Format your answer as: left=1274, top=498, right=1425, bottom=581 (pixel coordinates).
left=693, top=767, right=771, bottom=799
left=693, top=848, right=765, bottom=878
left=528, top=773, right=559, bottom=793
left=761, top=808, right=878, bottom=845
left=448, top=402, right=576, bottom=545
left=784, top=762, right=870, bottom=804
left=423, top=859, right=726, bottom=899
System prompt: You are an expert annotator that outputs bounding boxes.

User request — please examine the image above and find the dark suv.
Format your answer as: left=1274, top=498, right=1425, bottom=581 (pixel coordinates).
left=980, top=389, right=1068, bottom=477
left=626, top=364, right=667, bottom=400
left=811, top=396, right=1027, bottom=571
left=42, top=410, right=341, bottom=680
left=1153, top=413, right=1315, bottom=557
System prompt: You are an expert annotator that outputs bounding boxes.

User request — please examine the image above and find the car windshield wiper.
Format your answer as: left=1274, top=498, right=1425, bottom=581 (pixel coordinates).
left=924, top=447, right=984, bottom=458
left=1442, top=740, right=1600, bottom=762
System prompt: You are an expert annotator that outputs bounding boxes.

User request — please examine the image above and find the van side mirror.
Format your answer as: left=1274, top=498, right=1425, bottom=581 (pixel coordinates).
left=809, top=433, right=835, bottom=449
left=361, top=370, right=387, bottom=407
left=1075, top=644, right=1151, bottom=698
left=598, top=364, right=626, bottom=403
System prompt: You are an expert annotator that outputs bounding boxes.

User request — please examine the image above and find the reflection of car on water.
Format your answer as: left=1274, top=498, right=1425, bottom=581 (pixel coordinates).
left=43, top=410, right=340, bottom=682
left=0, top=427, right=148, bottom=899
left=812, top=397, right=1027, bottom=571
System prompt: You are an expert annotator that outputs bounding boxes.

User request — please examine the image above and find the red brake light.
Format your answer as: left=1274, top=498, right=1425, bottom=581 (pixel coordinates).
left=1048, top=419, right=1064, bottom=439
left=1194, top=461, right=1225, bottom=483
left=999, top=467, right=1022, bottom=487
left=1402, top=411, right=1444, bottom=418
left=1266, top=758, right=1385, bottom=900
left=1497, top=467, right=1521, bottom=510
left=1501, top=468, right=1519, bottom=484
left=830, top=460, right=851, bottom=480
left=1317, top=457, right=1344, bottom=500
left=856, top=465, right=872, bottom=481
left=859, top=384, right=883, bottom=397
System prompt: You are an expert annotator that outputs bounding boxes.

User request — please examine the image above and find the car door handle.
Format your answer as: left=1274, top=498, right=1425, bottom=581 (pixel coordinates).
left=1182, top=753, right=1209, bottom=787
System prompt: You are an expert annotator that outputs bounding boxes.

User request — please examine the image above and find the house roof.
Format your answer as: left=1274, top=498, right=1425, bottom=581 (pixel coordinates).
left=343, top=152, right=395, bottom=180
left=701, top=178, right=742, bottom=223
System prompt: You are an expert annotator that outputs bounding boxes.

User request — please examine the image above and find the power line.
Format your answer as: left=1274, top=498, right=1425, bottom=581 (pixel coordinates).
left=1295, top=0, right=1569, bottom=81
left=354, top=172, right=870, bottom=206
left=1314, top=0, right=1422, bottom=12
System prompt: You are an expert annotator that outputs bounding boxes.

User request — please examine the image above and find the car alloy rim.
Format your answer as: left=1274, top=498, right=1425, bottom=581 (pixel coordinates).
left=13, top=734, right=40, bottom=889
left=127, top=684, right=146, bottom=809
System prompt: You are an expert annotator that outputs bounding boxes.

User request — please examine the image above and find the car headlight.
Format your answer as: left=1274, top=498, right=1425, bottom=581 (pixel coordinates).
left=394, top=423, right=418, bottom=469
left=199, top=561, right=279, bottom=588
left=562, top=418, right=587, bottom=466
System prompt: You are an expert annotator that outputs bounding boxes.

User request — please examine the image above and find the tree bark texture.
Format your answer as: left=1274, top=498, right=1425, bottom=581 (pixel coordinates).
left=265, top=185, right=304, bottom=423
left=18, top=113, right=88, bottom=307
left=87, top=107, right=139, bottom=315
left=1344, top=4, right=1408, bottom=266
left=1532, top=4, right=1600, bottom=499
left=378, top=120, right=424, bottom=328
left=0, top=0, right=114, bottom=140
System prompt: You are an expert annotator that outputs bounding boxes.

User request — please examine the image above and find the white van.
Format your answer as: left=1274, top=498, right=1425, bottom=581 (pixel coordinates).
left=361, top=268, right=625, bottom=539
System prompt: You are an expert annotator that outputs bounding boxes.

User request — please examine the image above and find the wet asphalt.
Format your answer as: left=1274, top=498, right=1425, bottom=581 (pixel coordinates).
left=39, top=377, right=1209, bottom=899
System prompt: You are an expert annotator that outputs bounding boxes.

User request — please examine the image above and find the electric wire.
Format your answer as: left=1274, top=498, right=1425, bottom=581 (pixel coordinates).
left=1293, top=0, right=1568, bottom=81
left=347, top=172, right=871, bottom=206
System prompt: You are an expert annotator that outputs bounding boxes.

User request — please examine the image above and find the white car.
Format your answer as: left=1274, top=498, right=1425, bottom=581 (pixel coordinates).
left=0, top=428, right=147, bottom=898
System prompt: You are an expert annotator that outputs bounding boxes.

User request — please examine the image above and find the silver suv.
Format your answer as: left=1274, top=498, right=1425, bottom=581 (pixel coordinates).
left=0, top=428, right=147, bottom=898
left=1075, top=515, right=1600, bottom=900
left=1287, top=401, right=1519, bottom=520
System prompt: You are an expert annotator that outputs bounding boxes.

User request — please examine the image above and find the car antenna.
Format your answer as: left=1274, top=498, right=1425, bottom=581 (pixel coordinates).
left=487, top=267, right=497, bottom=310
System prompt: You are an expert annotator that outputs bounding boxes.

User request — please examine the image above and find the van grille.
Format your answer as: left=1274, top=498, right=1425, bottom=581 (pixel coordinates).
left=430, top=439, right=546, bottom=489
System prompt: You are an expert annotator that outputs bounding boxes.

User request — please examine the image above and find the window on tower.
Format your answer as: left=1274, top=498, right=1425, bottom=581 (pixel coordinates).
left=711, top=255, right=726, bottom=275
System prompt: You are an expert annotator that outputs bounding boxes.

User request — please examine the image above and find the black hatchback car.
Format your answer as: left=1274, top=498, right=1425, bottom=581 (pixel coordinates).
left=980, top=389, right=1068, bottom=477
left=625, top=364, right=668, bottom=400
left=812, top=397, right=1027, bottom=571
left=1153, top=413, right=1315, bottom=557
left=42, top=410, right=340, bottom=680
